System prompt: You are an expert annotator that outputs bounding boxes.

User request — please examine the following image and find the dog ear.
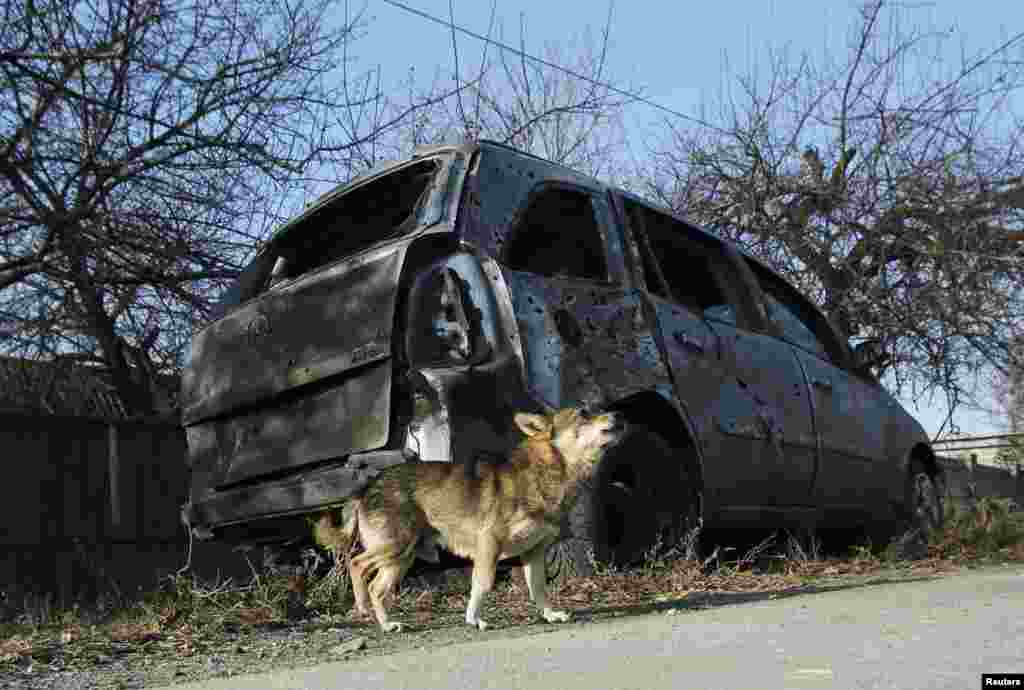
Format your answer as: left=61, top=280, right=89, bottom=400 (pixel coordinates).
left=514, top=412, right=552, bottom=438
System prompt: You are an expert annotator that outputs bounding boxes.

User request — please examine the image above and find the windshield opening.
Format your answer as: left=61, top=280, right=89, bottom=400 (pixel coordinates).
left=216, top=159, right=440, bottom=315
left=273, top=159, right=438, bottom=280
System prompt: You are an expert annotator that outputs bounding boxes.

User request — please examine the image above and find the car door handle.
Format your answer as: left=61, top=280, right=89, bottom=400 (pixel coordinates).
left=674, top=331, right=704, bottom=353
left=811, top=377, right=833, bottom=391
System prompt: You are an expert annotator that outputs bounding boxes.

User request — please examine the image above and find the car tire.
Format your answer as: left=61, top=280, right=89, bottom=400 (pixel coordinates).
left=889, top=459, right=945, bottom=560
left=907, top=460, right=945, bottom=533
left=545, top=424, right=701, bottom=583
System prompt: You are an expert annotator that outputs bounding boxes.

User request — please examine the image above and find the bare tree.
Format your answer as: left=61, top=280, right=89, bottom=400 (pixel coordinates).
left=380, top=6, right=635, bottom=180
left=968, top=335, right=1024, bottom=435
left=974, top=368, right=1024, bottom=471
left=645, top=0, right=1024, bottom=423
left=0, top=0, right=423, bottom=416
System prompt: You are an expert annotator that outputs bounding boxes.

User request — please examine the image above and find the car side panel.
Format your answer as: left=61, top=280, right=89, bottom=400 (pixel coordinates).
left=706, top=322, right=817, bottom=506
left=505, top=272, right=670, bottom=410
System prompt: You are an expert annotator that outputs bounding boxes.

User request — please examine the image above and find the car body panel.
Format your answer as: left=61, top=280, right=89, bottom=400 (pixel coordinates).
left=505, top=272, right=670, bottom=411
left=181, top=139, right=934, bottom=543
left=706, top=322, right=817, bottom=507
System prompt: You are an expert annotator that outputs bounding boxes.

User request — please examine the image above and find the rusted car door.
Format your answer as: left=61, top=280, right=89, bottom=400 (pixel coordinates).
left=620, top=198, right=816, bottom=508
left=501, top=185, right=670, bottom=410
left=742, top=258, right=893, bottom=511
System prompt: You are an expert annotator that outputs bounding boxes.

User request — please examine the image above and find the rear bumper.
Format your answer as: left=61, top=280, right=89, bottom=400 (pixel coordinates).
left=181, top=450, right=411, bottom=540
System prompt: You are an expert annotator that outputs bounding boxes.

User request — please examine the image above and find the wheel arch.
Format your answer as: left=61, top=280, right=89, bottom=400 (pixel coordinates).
left=908, top=442, right=943, bottom=479
left=902, top=441, right=947, bottom=537
left=603, top=389, right=706, bottom=517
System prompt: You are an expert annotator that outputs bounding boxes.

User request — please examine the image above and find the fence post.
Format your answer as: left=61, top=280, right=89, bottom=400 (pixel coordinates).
left=108, top=424, right=120, bottom=527
left=967, top=453, right=979, bottom=502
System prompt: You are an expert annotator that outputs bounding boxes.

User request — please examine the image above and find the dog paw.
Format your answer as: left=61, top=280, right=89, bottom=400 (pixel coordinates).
left=542, top=608, right=570, bottom=623
left=465, top=617, right=489, bottom=631
left=381, top=621, right=404, bottom=633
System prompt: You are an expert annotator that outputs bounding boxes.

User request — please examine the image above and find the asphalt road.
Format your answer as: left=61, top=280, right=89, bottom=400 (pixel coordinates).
left=162, top=565, right=1024, bottom=690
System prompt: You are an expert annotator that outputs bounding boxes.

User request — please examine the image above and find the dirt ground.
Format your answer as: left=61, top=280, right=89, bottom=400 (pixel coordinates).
left=0, top=554, right=991, bottom=690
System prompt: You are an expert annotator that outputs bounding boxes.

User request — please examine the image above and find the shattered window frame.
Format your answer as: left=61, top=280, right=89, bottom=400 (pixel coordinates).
left=743, top=257, right=845, bottom=364
left=501, top=184, right=612, bottom=284
left=267, top=159, right=440, bottom=286
left=214, top=159, right=444, bottom=318
left=623, top=198, right=741, bottom=326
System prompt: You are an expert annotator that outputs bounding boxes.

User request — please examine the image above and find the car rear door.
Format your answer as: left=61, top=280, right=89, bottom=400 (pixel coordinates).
left=499, top=183, right=669, bottom=410
left=181, top=158, right=446, bottom=490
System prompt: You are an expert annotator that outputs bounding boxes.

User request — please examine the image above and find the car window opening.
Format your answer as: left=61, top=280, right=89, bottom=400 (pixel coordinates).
left=626, top=200, right=736, bottom=324
left=503, top=188, right=608, bottom=281
left=744, top=257, right=840, bottom=362
left=219, top=160, right=439, bottom=313
left=274, top=160, right=438, bottom=280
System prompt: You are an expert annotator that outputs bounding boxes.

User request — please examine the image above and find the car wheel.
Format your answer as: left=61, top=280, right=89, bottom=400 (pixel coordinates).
left=907, top=461, right=945, bottom=534
left=887, top=460, right=944, bottom=560
left=545, top=424, right=700, bottom=583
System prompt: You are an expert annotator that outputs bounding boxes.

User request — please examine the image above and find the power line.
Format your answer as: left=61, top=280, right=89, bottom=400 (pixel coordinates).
left=379, top=0, right=710, bottom=127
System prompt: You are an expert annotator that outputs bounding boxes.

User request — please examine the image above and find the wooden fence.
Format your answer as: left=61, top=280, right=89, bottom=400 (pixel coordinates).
left=0, top=412, right=252, bottom=610
left=938, top=454, right=1023, bottom=507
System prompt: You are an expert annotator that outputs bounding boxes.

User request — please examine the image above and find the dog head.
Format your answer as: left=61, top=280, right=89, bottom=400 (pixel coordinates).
left=514, top=407, right=624, bottom=472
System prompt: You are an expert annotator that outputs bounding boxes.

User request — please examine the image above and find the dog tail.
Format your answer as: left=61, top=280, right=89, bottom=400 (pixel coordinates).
left=339, top=500, right=359, bottom=554
left=312, top=500, right=360, bottom=563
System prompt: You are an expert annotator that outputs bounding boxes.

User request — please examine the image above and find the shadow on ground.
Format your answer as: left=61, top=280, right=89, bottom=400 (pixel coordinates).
left=570, top=573, right=946, bottom=623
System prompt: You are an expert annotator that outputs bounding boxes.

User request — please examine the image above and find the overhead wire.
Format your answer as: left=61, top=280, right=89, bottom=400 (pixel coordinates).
left=379, top=0, right=713, bottom=127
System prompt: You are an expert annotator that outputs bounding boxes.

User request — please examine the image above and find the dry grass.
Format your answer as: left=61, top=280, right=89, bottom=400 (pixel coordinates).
left=0, top=566, right=312, bottom=672
left=1, top=497, right=1021, bottom=676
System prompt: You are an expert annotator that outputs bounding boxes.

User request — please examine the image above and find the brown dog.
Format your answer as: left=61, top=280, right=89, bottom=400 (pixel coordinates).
left=313, top=407, right=623, bottom=632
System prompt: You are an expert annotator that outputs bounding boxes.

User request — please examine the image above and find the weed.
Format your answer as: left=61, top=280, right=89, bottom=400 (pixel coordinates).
left=784, top=529, right=822, bottom=563
left=934, top=497, right=1024, bottom=560
left=306, top=562, right=352, bottom=615
left=586, top=543, right=621, bottom=577
left=735, top=532, right=779, bottom=571
left=637, top=524, right=704, bottom=573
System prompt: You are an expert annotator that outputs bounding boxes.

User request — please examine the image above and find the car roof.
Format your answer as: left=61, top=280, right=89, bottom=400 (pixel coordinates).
left=266, top=139, right=808, bottom=308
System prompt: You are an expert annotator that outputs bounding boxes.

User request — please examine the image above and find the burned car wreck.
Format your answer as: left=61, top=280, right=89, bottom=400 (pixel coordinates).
left=180, top=141, right=944, bottom=572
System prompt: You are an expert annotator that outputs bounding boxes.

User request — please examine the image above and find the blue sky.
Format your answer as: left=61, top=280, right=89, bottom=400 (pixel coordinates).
left=349, top=0, right=1022, bottom=438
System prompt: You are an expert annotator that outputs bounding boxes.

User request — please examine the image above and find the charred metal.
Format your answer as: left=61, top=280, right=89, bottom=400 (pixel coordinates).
left=181, top=140, right=940, bottom=558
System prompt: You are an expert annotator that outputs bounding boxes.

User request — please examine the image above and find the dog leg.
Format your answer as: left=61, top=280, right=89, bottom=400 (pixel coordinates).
left=465, top=537, right=499, bottom=630
left=522, top=543, right=570, bottom=623
left=368, top=544, right=415, bottom=630
left=348, top=553, right=372, bottom=619
left=368, top=562, right=406, bottom=633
